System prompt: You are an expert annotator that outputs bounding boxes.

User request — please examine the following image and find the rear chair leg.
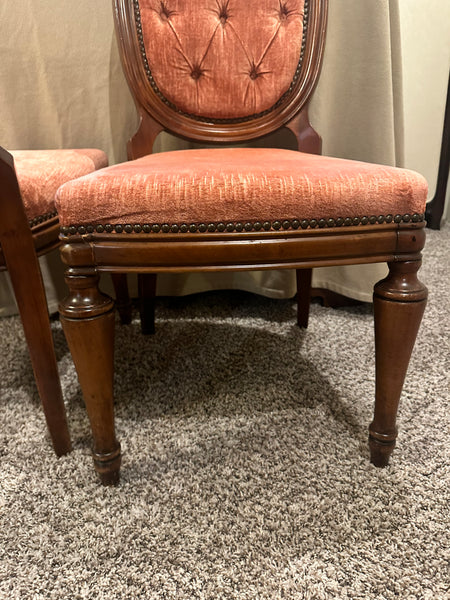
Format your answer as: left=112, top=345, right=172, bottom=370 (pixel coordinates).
left=296, top=268, right=312, bottom=328
left=370, top=260, right=427, bottom=466
left=111, top=273, right=132, bottom=325
left=138, top=273, right=157, bottom=335
left=59, top=269, right=121, bottom=485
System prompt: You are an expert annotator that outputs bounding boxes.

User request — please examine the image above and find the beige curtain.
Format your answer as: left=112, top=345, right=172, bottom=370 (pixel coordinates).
left=0, top=0, right=410, bottom=316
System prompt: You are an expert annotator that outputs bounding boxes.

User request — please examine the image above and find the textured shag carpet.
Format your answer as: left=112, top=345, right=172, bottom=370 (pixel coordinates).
left=0, top=226, right=449, bottom=600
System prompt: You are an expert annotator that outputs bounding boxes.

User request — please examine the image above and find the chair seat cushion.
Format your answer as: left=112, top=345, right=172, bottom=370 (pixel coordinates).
left=12, top=149, right=108, bottom=223
left=56, top=148, right=427, bottom=232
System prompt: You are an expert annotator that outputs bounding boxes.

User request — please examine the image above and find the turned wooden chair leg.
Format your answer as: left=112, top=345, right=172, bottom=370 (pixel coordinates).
left=370, top=260, right=428, bottom=466
left=2, top=239, right=71, bottom=456
left=111, top=273, right=132, bottom=325
left=296, top=268, right=312, bottom=328
left=59, top=270, right=121, bottom=485
left=138, top=273, right=157, bottom=335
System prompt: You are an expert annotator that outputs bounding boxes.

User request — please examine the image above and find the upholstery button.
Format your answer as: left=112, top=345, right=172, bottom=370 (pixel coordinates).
left=249, top=65, right=259, bottom=80
left=279, top=3, right=290, bottom=21
left=217, top=1, right=229, bottom=24
left=190, top=66, right=204, bottom=80
left=159, top=1, right=173, bottom=22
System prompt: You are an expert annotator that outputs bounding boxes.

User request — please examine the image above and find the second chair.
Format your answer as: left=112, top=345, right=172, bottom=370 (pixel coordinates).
left=0, top=146, right=108, bottom=455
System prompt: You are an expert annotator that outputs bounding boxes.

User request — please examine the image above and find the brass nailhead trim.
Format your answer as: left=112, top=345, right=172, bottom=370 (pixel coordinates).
left=29, top=211, right=57, bottom=228
left=60, top=213, right=425, bottom=236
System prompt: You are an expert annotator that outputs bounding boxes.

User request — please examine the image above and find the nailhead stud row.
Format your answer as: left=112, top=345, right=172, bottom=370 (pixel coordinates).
left=29, top=211, right=58, bottom=228
left=61, top=213, right=425, bottom=236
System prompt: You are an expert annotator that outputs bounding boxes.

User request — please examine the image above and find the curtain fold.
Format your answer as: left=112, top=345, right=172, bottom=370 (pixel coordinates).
left=0, top=0, right=406, bottom=316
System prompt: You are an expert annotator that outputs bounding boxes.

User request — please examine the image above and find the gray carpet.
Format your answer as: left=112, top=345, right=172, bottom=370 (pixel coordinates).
left=0, top=226, right=449, bottom=600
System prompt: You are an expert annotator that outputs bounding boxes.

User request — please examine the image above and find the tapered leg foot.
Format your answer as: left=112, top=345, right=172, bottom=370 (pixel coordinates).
left=93, top=445, right=122, bottom=486
left=111, top=273, right=132, bottom=325
left=369, top=431, right=396, bottom=467
left=138, top=273, right=157, bottom=335
left=59, top=269, right=121, bottom=484
left=296, top=268, right=312, bottom=328
left=370, top=259, right=427, bottom=466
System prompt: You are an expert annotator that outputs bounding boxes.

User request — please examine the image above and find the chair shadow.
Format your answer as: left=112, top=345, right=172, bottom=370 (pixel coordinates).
left=110, top=291, right=368, bottom=441
left=1, top=291, right=373, bottom=455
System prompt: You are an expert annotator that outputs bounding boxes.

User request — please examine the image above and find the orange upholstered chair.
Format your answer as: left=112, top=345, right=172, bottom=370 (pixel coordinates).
left=0, top=146, right=108, bottom=455
left=55, top=0, right=428, bottom=484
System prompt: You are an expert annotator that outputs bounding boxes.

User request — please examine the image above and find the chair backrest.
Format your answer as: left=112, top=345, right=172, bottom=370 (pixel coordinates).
left=114, top=0, right=328, bottom=155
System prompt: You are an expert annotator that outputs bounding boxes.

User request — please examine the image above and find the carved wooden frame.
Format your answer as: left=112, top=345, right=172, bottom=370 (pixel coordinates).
left=113, top=0, right=328, bottom=156
left=60, top=221, right=426, bottom=274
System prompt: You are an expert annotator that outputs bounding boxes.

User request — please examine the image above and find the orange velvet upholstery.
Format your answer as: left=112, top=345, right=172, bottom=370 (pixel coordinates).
left=56, top=148, right=427, bottom=233
left=11, top=149, right=108, bottom=224
left=137, top=0, right=305, bottom=119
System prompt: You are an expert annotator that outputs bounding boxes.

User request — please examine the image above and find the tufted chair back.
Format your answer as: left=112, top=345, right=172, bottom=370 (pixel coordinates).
left=114, top=0, right=327, bottom=148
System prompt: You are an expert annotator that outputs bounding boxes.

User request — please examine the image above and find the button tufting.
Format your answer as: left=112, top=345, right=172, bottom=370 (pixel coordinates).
left=279, top=2, right=291, bottom=21
left=217, top=1, right=230, bottom=25
left=190, top=65, right=204, bottom=80
left=158, top=0, right=173, bottom=22
left=249, top=63, right=260, bottom=80
left=137, top=0, right=307, bottom=119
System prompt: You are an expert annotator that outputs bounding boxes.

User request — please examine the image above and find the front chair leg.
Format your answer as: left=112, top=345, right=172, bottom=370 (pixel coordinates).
left=59, top=269, right=121, bottom=485
left=370, top=260, right=428, bottom=466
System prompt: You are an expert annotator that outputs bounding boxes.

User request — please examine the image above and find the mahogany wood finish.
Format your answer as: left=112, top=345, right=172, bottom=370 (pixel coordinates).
left=59, top=271, right=121, bottom=484
left=0, top=147, right=71, bottom=456
left=59, top=222, right=427, bottom=484
left=58, top=0, right=428, bottom=483
left=370, top=260, right=427, bottom=465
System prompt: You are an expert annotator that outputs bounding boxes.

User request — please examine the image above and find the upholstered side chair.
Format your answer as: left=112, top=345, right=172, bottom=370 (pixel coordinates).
left=0, top=146, right=108, bottom=455
left=55, top=0, right=428, bottom=484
